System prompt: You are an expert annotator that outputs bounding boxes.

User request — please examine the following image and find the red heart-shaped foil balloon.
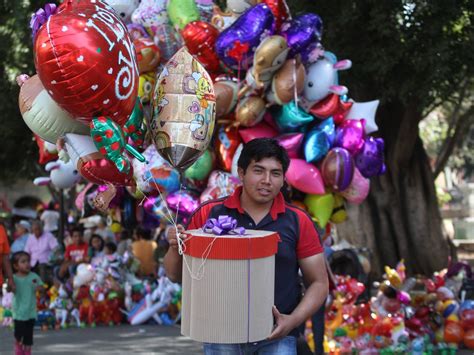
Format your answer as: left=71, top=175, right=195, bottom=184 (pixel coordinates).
left=80, top=156, right=135, bottom=186
left=34, top=0, right=139, bottom=126
left=181, top=21, right=221, bottom=73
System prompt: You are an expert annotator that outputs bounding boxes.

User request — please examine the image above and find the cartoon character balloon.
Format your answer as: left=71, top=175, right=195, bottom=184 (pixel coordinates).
left=200, top=170, right=241, bottom=203
left=34, top=160, right=81, bottom=189
left=17, top=74, right=90, bottom=143
left=106, top=0, right=140, bottom=23
left=34, top=0, right=139, bottom=125
left=151, top=47, right=216, bottom=171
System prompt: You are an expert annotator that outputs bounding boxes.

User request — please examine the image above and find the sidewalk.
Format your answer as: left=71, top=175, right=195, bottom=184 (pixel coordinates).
left=0, top=324, right=202, bottom=354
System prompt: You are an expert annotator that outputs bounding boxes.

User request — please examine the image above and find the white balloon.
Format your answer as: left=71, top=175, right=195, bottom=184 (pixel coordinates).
left=303, top=57, right=337, bottom=103
left=346, top=100, right=380, bottom=134
left=105, top=0, right=140, bottom=22
left=231, top=143, right=243, bottom=177
left=46, top=160, right=81, bottom=189
left=64, top=134, right=97, bottom=169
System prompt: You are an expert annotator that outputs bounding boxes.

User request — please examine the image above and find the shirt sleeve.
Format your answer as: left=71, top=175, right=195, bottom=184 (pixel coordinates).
left=49, top=234, right=59, bottom=250
left=0, top=226, right=10, bottom=254
left=186, top=202, right=214, bottom=230
left=296, top=211, right=324, bottom=259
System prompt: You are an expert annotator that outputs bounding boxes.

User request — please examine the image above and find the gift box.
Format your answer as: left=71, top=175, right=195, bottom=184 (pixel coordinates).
left=181, top=228, right=280, bottom=344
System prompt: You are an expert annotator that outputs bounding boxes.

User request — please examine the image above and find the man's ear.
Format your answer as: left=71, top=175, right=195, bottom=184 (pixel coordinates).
left=237, top=167, right=245, bottom=181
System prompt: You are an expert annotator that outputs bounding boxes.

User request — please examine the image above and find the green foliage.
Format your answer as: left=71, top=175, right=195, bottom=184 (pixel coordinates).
left=0, top=0, right=50, bottom=183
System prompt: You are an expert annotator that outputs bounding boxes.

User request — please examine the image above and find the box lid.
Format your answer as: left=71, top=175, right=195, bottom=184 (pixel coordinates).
left=183, top=229, right=280, bottom=260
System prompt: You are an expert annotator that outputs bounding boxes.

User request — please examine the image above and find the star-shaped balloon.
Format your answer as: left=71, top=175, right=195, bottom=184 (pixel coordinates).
left=345, top=100, right=380, bottom=134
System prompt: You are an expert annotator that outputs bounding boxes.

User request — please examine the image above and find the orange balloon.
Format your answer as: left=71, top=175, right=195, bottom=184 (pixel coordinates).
left=444, top=321, right=464, bottom=344
left=464, top=328, right=474, bottom=349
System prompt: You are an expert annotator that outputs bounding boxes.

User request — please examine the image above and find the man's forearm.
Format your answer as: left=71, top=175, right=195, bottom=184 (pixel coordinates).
left=290, top=280, right=328, bottom=328
left=163, top=249, right=183, bottom=283
left=3, top=255, right=13, bottom=280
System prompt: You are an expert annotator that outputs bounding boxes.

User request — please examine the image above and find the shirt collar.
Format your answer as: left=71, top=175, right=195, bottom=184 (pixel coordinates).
left=224, top=186, right=286, bottom=221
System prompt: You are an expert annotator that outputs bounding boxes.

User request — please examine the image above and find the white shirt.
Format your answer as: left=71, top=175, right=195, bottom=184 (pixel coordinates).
left=40, top=210, right=60, bottom=232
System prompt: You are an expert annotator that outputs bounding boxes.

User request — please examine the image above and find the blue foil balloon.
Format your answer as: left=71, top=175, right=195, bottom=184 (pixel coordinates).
left=281, top=13, right=323, bottom=57
left=274, top=101, right=314, bottom=132
left=304, top=118, right=335, bottom=163
left=215, top=4, right=275, bottom=70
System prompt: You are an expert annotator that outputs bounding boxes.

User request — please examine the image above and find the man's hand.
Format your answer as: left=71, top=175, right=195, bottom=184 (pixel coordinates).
left=7, top=278, right=15, bottom=293
left=167, top=224, right=185, bottom=251
left=267, top=306, right=297, bottom=340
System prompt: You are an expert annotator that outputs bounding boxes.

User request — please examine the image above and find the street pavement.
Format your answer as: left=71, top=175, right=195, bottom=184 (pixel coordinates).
left=0, top=324, right=203, bottom=354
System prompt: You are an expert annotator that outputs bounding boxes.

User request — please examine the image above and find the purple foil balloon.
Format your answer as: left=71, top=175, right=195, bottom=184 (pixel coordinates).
left=281, top=13, right=323, bottom=57
left=354, top=136, right=386, bottom=178
left=335, top=119, right=366, bottom=155
left=215, top=4, right=275, bottom=70
left=143, top=196, right=167, bottom=220
left=97, top=185, right=124, bottom=208
left=275, top=133, right=304, bottom=158
left=166, top=191, right=199, bottom=217
left=321, top=148, right=355, bottom=192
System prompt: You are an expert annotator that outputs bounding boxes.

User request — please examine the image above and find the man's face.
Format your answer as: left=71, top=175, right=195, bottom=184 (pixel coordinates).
left=32, top=224, right=42, bottom=237
left=238, top=158, right=285, bottom=205
left=72, top=231, right=83, bottom=245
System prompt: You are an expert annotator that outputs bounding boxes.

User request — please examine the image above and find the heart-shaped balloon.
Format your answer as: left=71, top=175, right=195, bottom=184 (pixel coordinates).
left=321, top=147, right=354, bottom=192
left=260, top=0, right=290, bottom=30
left=275, top=133, right=304, bottom=159
left=239, top=121, right=278, bottom=143
left=340, top=168, right=370, bottom=204
left=286, top=159, right=325, bottom=195
left=216, top=127, right=242, bottom=172
left=304, top=193, right=334, bottom=228
left=215, top=4, right=275, bottom=70
left=274, top=101, right=314, bottom=132
left=354, top=136, right=386, bottom=178
left=309, top=94, right=353, bottom=119
left=304, top=117, right=335, bottom=162
left=181, top=21, right=221, bottom=72
left=335, top=119, right=366, bottom=155
left=34, top=0, right=139, bottom=125
left=64, top=133, right=135, bottom=186
left=280, top=13, right=322, bottom=57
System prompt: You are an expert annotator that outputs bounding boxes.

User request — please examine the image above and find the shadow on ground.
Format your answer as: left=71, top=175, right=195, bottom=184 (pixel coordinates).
left=0, top=324, right=202, bottom=355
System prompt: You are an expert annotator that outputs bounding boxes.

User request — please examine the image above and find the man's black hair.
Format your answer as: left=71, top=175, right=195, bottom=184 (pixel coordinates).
left=135, top=227, right=152, bottom=240
left=89, top=234, right=105, bottom=250
left=237, top=138, right=290, bottom=174
left=71, top=225, right=84, bottom=235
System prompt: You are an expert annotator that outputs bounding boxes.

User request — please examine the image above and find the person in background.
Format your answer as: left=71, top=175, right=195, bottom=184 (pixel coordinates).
left=88, top=234, right=105, bottom=263
left=104, top=242, right=118, bottom=257
left=117, top=229, right=132, bottom=256
left=58, top=227, right=88, bottom=279
left=132, top=227, right=158, bottom=277
left=40, top=202, right=60, bottom=236
left=11, top=221, right=31, bottom=255
left=95, top=218, right=115, bottom=244
left=1, top=221, right=14, bottom=293
left=11, top=251, right=43, bottom=355
left=24, top=221, right=58, bottom=285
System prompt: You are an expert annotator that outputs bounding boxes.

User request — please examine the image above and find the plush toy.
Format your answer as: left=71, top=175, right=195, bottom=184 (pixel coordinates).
left=33, top=160, right=81, bottom=189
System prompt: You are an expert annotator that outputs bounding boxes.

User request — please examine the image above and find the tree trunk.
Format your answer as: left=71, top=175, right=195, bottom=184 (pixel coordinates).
left=337, top=101, right=456, bottom=277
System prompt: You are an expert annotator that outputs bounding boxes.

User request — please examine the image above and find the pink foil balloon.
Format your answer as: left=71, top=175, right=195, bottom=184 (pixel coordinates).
left=239, top=122, right=278, bottom=143
left=166, top=191, right=199, bottom=217
left=335, top=119, right=366, bottom=155
left=286, top=159, right=325, bottom=195
left=275, top=133, right=304, bottom=158
left=340, top=168, right=369, bottom=204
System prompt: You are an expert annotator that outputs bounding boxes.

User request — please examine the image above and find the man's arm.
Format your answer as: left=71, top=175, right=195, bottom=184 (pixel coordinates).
left=3, top=254, right=15, bottom=292
left=268, top=253, right=328, bottom=340
left=163, top=225, right=184, bottom=283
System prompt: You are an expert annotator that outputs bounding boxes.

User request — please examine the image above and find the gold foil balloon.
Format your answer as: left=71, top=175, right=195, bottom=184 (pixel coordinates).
left=236, top=96, right=266, bottom=127
left=266, top=57, right=306, bottom=106
left=215, top=80, right=239, bottom=118
left=151, top=47, right=216, bottom=171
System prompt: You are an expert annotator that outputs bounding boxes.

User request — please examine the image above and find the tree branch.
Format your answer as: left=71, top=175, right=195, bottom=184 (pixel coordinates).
left=434, top=105, right=474, bottom=178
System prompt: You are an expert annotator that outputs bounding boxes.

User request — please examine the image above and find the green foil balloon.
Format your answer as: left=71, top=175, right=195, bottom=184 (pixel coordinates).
left=304, top=193, right=335, bottom=228
left=90, top=117, right=146, bottom=174
left=123, top=98, right=146, bottom=148
left=167, top=0, right=200, bottom=30
left=184, top=149, right=213, bottom=181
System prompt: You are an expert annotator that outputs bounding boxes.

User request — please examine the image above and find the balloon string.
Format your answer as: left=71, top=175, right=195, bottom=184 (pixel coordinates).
left=293, top=58, right=298, bottom=110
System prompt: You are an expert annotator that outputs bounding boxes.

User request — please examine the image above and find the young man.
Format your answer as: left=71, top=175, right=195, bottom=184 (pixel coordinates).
left=164, top=138, right=329, bottom=354
left=24, top=221, right=58, bottom=284
left=59, top=227, right=88, bottom=279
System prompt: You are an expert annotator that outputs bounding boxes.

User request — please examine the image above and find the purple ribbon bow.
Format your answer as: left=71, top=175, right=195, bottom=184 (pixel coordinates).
left=203, top=216, right=246, bottom=235
left=30, top=3, right=57, bottom=41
